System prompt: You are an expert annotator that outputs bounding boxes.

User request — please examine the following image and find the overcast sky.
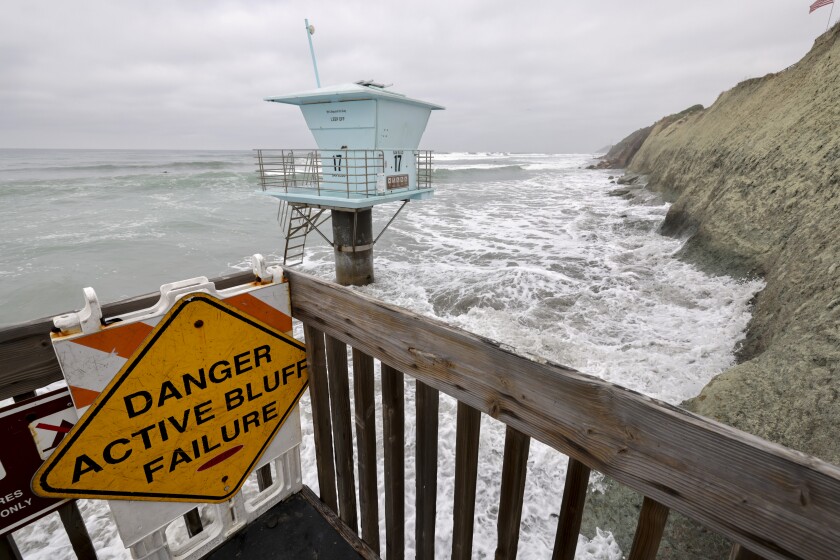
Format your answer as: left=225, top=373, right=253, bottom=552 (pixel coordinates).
left=1, top=1, right=835, bottom=153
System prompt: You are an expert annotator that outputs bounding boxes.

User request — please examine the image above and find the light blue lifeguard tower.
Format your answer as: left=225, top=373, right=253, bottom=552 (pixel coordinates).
left=256, top=80, right=444, bottom=285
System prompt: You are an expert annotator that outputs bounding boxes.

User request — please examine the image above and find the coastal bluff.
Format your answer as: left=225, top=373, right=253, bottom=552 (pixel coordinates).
left=583, top=22, right=840, bottom=557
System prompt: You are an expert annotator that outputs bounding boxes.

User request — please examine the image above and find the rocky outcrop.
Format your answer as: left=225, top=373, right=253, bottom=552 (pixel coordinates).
left=582, top=23, right=840, bottom=558
left=592, top=126, right=653, bottom=168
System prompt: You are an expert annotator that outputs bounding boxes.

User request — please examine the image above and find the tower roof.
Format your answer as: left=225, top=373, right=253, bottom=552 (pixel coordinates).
left=266, top=82, right=444, bottom=110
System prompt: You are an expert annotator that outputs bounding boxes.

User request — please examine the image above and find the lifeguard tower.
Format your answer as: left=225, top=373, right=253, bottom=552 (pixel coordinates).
left=255, top=80, right=443, bottom=285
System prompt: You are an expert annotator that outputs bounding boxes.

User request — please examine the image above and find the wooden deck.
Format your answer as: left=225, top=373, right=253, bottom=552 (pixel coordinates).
left=3, top=267, right=840, bottom=559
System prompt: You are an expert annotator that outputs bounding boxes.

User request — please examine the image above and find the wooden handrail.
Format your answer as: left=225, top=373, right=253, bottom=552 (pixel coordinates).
left=0, top=270, right=257, bottom=400
left=284, top=267, right=840, bottom=560
left=2, top=267, right=839, bottom=559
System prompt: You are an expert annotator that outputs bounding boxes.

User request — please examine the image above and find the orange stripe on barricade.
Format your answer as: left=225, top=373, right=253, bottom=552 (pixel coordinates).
left=226, top=293, right=293, bottom=333
left=72, top=322, right=154, bottom=358
left=69, top=385, right=102, bottom=409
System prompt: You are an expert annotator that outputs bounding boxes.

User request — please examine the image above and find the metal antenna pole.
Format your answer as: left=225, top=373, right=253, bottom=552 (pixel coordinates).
left=305, top=18, right=321, bottom=88
left=827, top=2, right=835, bottom=31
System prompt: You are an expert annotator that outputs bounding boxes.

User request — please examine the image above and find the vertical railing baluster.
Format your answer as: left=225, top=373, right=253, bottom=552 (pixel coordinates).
left=381, top=363, right=405, bottom=560
left=495, top=427, right=530, bottom=560
left=352, top=348, right=380, bottom=553
left=551, top=457, right=591, bottom=560
left=451, top=402, right=481, bottom=560
left=256, top=464, right=273, bottom=491
left=303, top=324, right=338, bottom=510
left=415, top=381, right=439, bottom=560
left=58, top=502, right=98, bottom=559
left=628, top=497, right=670, bottom=560
left=325, top=334, right=358, bottom=533
left=183, top=508, right=203, bottom=538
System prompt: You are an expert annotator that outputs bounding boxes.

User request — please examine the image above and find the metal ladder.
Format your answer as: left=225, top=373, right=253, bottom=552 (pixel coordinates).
left=279, top=203, right=328, bottom=266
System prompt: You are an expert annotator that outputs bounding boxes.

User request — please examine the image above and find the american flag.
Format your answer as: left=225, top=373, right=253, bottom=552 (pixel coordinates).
left=810, top=0, right=834, bottom=13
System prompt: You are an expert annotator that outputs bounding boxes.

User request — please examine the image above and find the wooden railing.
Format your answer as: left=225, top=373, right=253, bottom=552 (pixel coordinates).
left=283, top=268, right=840, bottom=560
left=3, top=268, right=840, bottom=559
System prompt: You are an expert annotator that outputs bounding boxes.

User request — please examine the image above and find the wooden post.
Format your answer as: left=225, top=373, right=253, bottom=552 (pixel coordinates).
left=551, top=458, right=591, bottom=560
left=303, top=323, right=338, bottom=511
left=352, top=349, right=380, bottom=554
left=452, top=402, right=481, bottom=560
left=382, top=363, right=405, bottom=560
left=628, top=497, right=670, bottom=560
left=495, top=427, right=530, bottom=560
left=58, top=502, right=98, bottom=559
left=416, top=381, right=440, bottom=560
left=325, top=334, right=358, bottom=533
left=331, top=209, right=374, bottom=286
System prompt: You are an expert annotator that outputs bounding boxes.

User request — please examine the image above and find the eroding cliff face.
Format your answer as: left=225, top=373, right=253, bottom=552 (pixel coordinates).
left=580, top=25, right=839, bottom=559
left=629, top=23, right=840, bottom=465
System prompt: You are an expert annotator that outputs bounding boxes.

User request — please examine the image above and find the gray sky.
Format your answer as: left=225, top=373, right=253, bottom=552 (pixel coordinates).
left=1, top=1, right=835, bottom=153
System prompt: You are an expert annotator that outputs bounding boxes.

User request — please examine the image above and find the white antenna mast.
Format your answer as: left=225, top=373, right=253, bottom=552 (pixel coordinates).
left=304, top=18, right=321, bottom=88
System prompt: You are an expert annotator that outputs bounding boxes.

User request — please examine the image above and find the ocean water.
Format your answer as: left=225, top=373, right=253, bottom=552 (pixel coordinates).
left=0, top=149, right=764, bottom=559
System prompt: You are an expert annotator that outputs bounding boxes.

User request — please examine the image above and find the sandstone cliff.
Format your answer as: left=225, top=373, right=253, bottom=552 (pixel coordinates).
left=629, top=22, right=840, bottom=465
left=581, top=23, right=840, bottom=558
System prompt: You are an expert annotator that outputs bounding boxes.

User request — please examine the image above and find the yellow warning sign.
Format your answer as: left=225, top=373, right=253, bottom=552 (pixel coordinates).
left=33, top=293, right=307, bottom=503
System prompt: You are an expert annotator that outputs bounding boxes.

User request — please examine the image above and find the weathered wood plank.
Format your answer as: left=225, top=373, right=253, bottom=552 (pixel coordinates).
left=452, top=402, right=481, bottom=560
left=58, top=501, right=98, bottom=560
left=352, top=348, right=380, bottom=554
left=628, top=497, right=670, bottom=560
left=381, top=363, right=405, bottom=560
left=299, top=485, right=381, bottom=560
left=495, top=427, right=530, bottom=560
left=286, top=268, right=840, bottom=560
left=416, top=380, right=439, bottom=560
left=552, top=458, right=591, bottom=560
left=0, top=270, right=256, bottom=399
left=303, top=323, right=338, bottom=511
left=325, top=334, right=358, bottom=533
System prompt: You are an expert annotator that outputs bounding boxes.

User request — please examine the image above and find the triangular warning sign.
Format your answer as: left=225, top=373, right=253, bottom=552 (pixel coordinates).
left=33, top=293, right=307, bottom=503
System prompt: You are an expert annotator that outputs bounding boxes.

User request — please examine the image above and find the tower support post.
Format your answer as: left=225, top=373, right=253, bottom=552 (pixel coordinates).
left=331, top=209, right=374, bottom=286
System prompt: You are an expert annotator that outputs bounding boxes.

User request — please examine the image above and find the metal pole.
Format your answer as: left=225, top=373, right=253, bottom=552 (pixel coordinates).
left=304, top=18, right=321, bottom=88
left=827, top=3, right=835, bottom=31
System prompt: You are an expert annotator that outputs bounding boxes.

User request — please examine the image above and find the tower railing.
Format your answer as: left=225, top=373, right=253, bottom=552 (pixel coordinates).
left=254, top=149, right=433, bottom=199
left=416, top=149, right=433, bottom=190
